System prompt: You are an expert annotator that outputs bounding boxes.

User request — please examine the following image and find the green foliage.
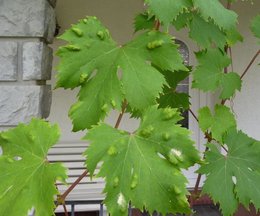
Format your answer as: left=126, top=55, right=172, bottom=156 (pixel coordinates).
left=134, top=13, right=155, bottom=32
left=193, top=0, right=237, bottom=30
left=251, top=14, right=260, bottom=40
left=57, top=17, right=186, bottom=131
left=189, top=14, right=227, bottom=49
left=85, top=106, right=200, bottom=216
left=158, top=69, right=190, bottom=110
left=192, top=48, right=241, bottom=99
left=0, top=119, right=67, bottom=216
left=145, top=0, right=192, bottom=26
left=199, top=129, right=260, bottom=216
left=0, top=1, right=258, bottom=216
left=198, top=105, right=236, bottom=142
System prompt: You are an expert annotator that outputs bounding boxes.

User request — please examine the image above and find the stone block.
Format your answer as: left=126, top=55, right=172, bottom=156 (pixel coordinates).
left=41, top=85, right=52, bottom=118
left=0, top=42, right=18, bottom=81
left=22, top=42, right=53, bottom=80
left=0, top=0, right=55, bottom=42
left=0, top=85, right=52, bottom=125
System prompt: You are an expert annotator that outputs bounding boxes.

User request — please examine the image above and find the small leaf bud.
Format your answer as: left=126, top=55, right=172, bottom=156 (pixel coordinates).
left=113, top=177, right=119, bottom=187
left=65, top=45, right=81, bottom=51
left=79, top=73, right=88, bottom=84
left=97, top=31, right=105, bottom=40
left=162, top=108, right=176, bottom=120
left=108, top=145, right=117, bottom=156
left=130, top=174, right=138, bottom=189
left=101, top=103, right=108, bottom=112
left=173, top=185, right=182, bottom=195
left=162, top=133, right=170, bottom=141
left=140, top=125, right=154, bottom=138
left=111, top=100, right=116, bottom=108
left=71, top=27, right=83, bottom=37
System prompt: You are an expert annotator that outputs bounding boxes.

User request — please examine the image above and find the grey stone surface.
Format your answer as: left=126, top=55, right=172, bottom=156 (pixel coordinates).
left=41, top=85, right=52, bottom=118
left=0, top=86, right=52, bottom=125
left=22, top=42, right=53, bottom=80
left=0, top=42, right=18, bottom=81
left=45, top=4, right=56, bottom=43
left=0, top=0, right=55, bottom=42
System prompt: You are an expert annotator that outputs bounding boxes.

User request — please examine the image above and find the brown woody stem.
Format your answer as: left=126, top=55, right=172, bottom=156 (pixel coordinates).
left=240, top=49, right=260, bottom=80
left=56, top=100, right=128, bottom=207
left=115, top=100, right=128, bottom=129
left=154, top=20, right=160, bottom=30
left=59, top=170, right=88, bottom=203
left=62, top=203, right=69, bottom=216
left=189, top=109, right=199, bottom=122
left=189, top=107, right=227, bottom=202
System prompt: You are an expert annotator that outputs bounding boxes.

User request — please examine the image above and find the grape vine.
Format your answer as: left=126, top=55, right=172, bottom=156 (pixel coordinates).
left=0, top=1, right=259, bottom=216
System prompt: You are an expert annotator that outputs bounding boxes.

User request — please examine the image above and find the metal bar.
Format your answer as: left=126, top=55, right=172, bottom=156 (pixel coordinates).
left=128, top=203, right=132, bottom=216
left=99, top=203, right=104, bottom=216
left=71, top=204, right=75, bottom=216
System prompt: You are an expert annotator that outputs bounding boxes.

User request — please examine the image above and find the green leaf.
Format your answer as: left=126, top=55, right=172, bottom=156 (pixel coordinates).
left=198, top=105, right=236, bottom=142
left=56, top=17, right=187, bottom=131
left=193, top=0, right=238, bottom=30
left=199, top=129, right=260, bottom=216
left=189, top=14, right=227, bottom=48
left=192, top=48, right=241, bottom=99
left=0, top=119, right=67, bottom=216
left=158, top=90, right=190, bottom=110
left=134, top=13, right=155, bottom=32
left=161, top=69, right=190, bottom=89
left=172, top=11, right=192, bottom=30
left=225, top=28, right=243, bottom=46
left=157, top=69, right=190, bottom=110
left=219, top=72, right=242, bottom=99
left=85, top=106, right=200, bottom=216
left=145, top=0, right=192, bottom=26
left=251, top=15, right=260, bottom=39
left=192, top=49, right=231, bottom=91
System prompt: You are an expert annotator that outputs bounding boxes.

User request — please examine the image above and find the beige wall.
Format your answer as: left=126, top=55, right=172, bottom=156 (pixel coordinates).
left=49, top=0, right=260, bottom=145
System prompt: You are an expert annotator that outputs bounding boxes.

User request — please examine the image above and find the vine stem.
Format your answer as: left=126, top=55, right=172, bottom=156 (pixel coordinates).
left=221, top=49, right=260, bottom=105
left=56, top=100, right=128, bottom=207
left=115, top=100, right=128, bottom=129
left=154, top=20, right=160, bottom=30
left=240, top=49, right=260, bottom=80
left=62, top=203, right=69, bottom=216
left=188, top=108, right=227, bottom=204
left=58, top=170, right=89, bottom=203
left=188, top=109, right=198, bottom=122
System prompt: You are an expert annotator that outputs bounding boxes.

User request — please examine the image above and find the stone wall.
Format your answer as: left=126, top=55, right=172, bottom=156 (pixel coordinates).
left=0, top=0, right=56, bottom=129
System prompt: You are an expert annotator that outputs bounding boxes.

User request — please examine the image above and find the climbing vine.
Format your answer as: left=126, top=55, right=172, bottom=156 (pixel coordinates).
left=0, top=1, right=259, bottom=216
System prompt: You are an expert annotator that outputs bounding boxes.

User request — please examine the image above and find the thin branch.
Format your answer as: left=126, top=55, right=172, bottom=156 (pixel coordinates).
left=221, top=145, right=228, bottom=153
left=240, top=49, right=260, bottom=80
left=189, top=109, right=198, bottom=122
left=154, top=20, right=160, bottom=30
left=114, top=100, right=128, bottom=129
left=62, top=203, right=69, bottom=216
left=58, top=170, right=88, bottom=204
left=194, top=145, right=210, bottom=197
left=56, top=100, right=128, bottom=207
left=224, top=45, right=229, bottom=74
left=226, top=1, right=232, bottom=9
left=229, top=47, right=234, bottom=72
